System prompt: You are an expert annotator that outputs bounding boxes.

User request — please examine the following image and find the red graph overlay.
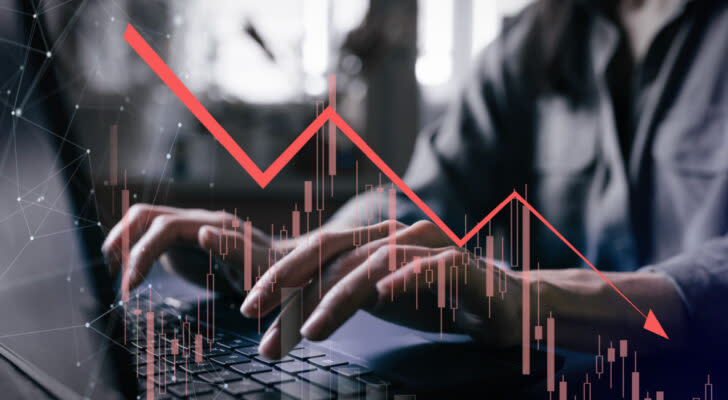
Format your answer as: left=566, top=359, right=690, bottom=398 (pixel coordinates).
left=122, top=24, right=668, bottom=339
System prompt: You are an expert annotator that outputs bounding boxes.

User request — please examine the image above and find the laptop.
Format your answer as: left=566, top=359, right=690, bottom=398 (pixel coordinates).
left=0, top=123, right=547, bottom=400
left=0, top=4, right=547, bottom=399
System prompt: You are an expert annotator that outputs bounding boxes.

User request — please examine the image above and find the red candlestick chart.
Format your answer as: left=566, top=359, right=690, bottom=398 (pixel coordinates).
left=111, top=23, right=718, bottom=400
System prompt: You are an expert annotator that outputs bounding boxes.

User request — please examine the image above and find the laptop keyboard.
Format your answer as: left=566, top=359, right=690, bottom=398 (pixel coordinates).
left=124, top=294, right=391, bottom=399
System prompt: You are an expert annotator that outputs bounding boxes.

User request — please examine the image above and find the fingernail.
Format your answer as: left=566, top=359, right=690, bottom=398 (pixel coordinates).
left=300, top=308, right=326, bottom=339
left=258, top=326, right=278, bottom=357
left=240, top=290, right=258, bottom=317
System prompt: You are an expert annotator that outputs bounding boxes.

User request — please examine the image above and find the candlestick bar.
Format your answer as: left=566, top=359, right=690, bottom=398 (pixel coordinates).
left=121, top=188, right=130, bottom=302
left=244, top=221, right=252, bottom=291
left=388, top=188, right=397, bottom=271
left=146, top=311, right=154, bottom=400
left=437, top=258, right=446, bottom=309
left=109, top=125, right=118, bottom=186
left=292, top=209, right=300, bottom=238
left=559, top=377, right=567, bottom=400
left=547, top=316, right=555, bottom=392
left=328, top=74, right=336, bottom=176
left=304, top=181, right=312, bottom=213
left=522, top=206, right=531, bottom=375
left=195, top=334, right=203, bottom=363
left=486, top=235, right=494, bottom=298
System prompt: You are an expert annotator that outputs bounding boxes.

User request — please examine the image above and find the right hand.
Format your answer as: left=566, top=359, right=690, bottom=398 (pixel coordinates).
left=101, top=204, right=271, bottom=292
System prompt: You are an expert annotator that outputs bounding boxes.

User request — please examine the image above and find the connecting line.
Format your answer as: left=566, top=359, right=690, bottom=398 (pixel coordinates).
left=122, top=23, right=666, bottom=338
left=512, top=192, right=647, bottom=319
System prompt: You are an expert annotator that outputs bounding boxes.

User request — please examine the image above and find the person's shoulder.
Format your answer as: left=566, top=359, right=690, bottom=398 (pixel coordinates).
left=469, top=3, right=544, bottom=92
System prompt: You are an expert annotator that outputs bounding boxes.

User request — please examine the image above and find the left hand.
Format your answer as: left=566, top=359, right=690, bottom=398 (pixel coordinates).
left=241, top=220, right=521, bottom=358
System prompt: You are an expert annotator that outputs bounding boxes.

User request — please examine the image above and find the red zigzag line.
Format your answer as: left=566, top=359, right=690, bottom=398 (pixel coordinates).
left=123, top=24, right=649, bottom=320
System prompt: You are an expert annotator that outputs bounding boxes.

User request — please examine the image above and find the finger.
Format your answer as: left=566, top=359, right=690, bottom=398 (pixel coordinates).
left=125, top=212, right=236, bottom=290
left=300, top=245, right=439, bottom=341
left=241, top=219, right=406, bottom=317
left=198, top=225, right=246, bottom=260
left=246, top=219, right=452, bottom=318
left=102, top=204, right=177, bottom=277
left=258, top=288, right=306, bottom=359
left=376, top=246, right=463, bottom=298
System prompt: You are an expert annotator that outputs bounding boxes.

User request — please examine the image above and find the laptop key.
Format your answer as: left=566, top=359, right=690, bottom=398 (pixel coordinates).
left=198, top=369, right=244, bottom=384
left=204, top=345, right=232, bottom=356
left=307, top=355, right=348, bottom=369
left=288, top=348, right=326, bottom=360
left=277, top=360, right=316, bottom=374
left=235, top=345, right=260, bottom=357
left=193, top=390, right=238, bottom=400
left=221, top=378, right=266, bottom=395
left=180, top=360, right=218, bottom=374
left=211, top=352, right=251, bottom=366
left=255, top=355, right=294, bottom=365
left=231, top=361, right=272, bottom=375
left=298, top=370, right=363, bottom=397
left=167, top=381, right=214, bottom=397
left=242, top=392, right=293, bottom=400
left=250, top=370, right=296, bottom=385
left=357, top=373, right=391, bottom=391
left=331, top=364, right=371, bottom=378
left=277, top=380, right=334, bottom=400
left=218, top=337, right=255, bottom=349
left=153, top=371, right=189, bottom=385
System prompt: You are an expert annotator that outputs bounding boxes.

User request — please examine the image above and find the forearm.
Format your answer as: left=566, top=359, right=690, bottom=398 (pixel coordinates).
left=527, top=269, right=687, bottom=353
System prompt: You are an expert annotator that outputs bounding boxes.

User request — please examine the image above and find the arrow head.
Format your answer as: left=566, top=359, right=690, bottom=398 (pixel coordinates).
left=643, top=309, right=669, bottom=339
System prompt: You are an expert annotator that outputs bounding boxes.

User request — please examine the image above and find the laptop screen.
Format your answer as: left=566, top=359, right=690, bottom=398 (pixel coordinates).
left=0, top=3, right=132, bottom=398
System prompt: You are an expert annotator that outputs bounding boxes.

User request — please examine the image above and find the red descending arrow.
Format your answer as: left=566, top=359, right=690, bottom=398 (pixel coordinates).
left=123, top=24, right=668, bottom=340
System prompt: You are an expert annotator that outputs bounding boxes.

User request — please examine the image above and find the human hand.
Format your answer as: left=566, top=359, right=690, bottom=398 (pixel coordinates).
left=101, top=204, right=272, bottom=292
left=241, top=220, right=521, bottom=358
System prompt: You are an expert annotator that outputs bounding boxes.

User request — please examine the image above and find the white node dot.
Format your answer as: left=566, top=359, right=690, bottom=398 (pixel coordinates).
left=80, top=287, right=85, bottom=293
left=147, top=283, right=152, bottom=288
left=16, top=197, right=20, bottom=202
left=66, top=276, right=71, bottom=282
left=166, top=34, right=171, bottom=39
left=166, top=153, right=171, bottom=160
left=97, top=221, right=101, bottom=227
left=118, top=300, right=123, bottom=306
left=46, top=51, right=51, bottom=58
left=85, top=322, right=89, bottom=328
left=209, top=182, right=215, bottom=188
left=110, top=16, right=115, bottom=21
left=76, top=362, right=80, bottom=367
left=19, top=65, right=24, bottom=70
left=32, top=13, right=37, bottom=18
left=75, top=104, right=79, bottom=109
left=86, top=149, right=91, bottom=154
left=177, top=122, right=182, bottom=127
left=90, top=189, right=95, bottom=194
left=29, top=236, right=34, bottom=241
left=14, top=108, right=22, bottom=117
left=133, top=193, right=137, bottom=199
left=119, top=105, right=124, bottom=111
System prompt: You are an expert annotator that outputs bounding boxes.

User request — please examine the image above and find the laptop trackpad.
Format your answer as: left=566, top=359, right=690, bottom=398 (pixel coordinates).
left=319, top=311, right=547, bottom=395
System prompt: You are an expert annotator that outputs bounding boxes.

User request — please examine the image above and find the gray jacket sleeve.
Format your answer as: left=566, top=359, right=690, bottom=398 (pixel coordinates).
left=644, top=236, right=728, bottom=347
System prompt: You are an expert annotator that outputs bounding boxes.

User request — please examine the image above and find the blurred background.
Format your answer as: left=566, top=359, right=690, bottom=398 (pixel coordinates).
left=42, top=0, right=532, bottom=227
